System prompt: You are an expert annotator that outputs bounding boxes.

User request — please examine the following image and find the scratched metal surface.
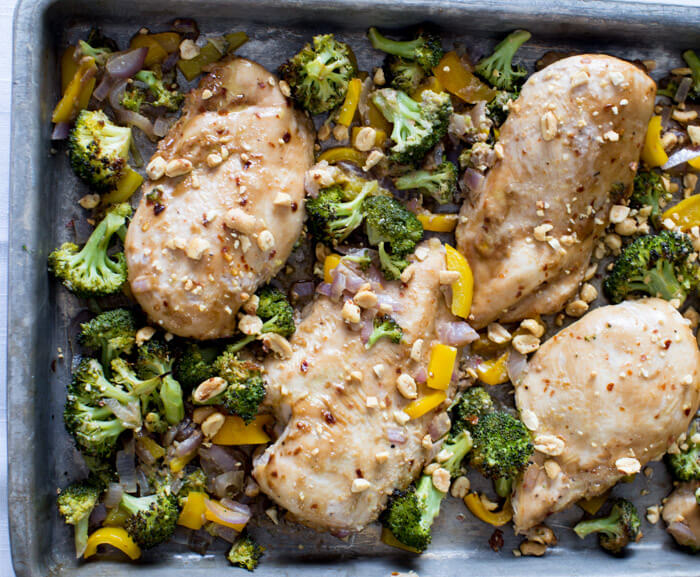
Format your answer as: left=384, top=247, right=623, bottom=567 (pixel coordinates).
left=7, top=0, right=700, bottom=575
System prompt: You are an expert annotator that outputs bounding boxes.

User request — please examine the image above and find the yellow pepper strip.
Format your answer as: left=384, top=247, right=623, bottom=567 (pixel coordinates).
left=61, top=46, right=79, bottom=94
left=417, top=213, right=457, bottom=232
left=212, top=414, right=272, bottom=445
left=136, top=436, right=165, bottom=460
left=476, top=352, right=509, bottom=386
left=151, top=32, right=181, bottom=53
left=323, top=253, right=342, bottom=283
left=641, top=116, right=669, bottom=168
left=178, top=492, right=208, bottom=530
left=352, top=126, right=386, bottom=148
left=52, top=56, right=97, bottom=124
left=169, top=450, right=197, bottom=473
left=464, top=493, right=513, bottom=526
left=317, top=146, right=367, bottom=166
left=368, top=99, right=393, bottom=134
left=204, top=498, right=247, bottom=531
left=433, top=52, right=497, bottom=104
left=662, top=194, right=700, bottom=231
left=130, top=34, right=168, bottom=68
left=444, top=244, right=474, bottom=319
left=427, top=343, right=457, bottom=390
left=225, top=31, right=249, bottom=54
left=411, top=76, right=443, bottom=101
left=403, top=389, right=447, bottom=420
left=337, top=78, right=363, bottom=126
left=688, top=156, right=700, bottom=170
left=577, top=490, right=610, bottom=516
left=101, top=168, right=143, bottom=205
left=83, top=527, right=141, bottom=560
left=380, top=527, right=421, bottom=553
left=177, top=41, right=224, bottom=81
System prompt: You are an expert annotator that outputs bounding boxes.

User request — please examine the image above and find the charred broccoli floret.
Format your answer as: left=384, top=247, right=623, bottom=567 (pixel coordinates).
left=120, top=483, right=180, bottom=549
left=78, top=309, right=137, bottom=371
left=487, top=90, right=516, bottom=126
left=629, top=170, right=671, bottom=228
left=574, top=498, right=641, bottom=554
left=452, top=386, right=494, bottom=433
left=367, top=28, right=444, bottom=72
left=48, top=202, right=131, bottom=298
left=279, top=34, right=357, bottom=114
left=603, top=231, right=700, bottom=305
left=69, top=110, right=132, bottom=192
left=362, top=194, right=424, bottom=280
left=173, top=342, right=221, bottom=390
left=124, top=70, right=184, bottom=112
left=666, top=423, right=700, bottom=481
left=57, top=478, right=101, bottom=557
left=470, top=411, right=533, bottom=482
left=306, top=180, right=377, bottom=246
left=227, top=534, right=264, bottom=571
left=178, top=468, right=208, bottom=506
left=371, top=88, right=452, bottom=165
left=475, top=30, right=531, bottom=92
left=682, top=50, right=700, bottom=101
left=367, top=314, right=403, bottom=349
left=384, top=56, right=426, bottom=94
left=137, top=339, right=184, bottom=425
left=394, top=161, right=458, bottom=205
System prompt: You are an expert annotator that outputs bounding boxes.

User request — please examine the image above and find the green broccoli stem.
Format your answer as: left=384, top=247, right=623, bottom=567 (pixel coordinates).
left=159, top=375, right=184, bottom=424
left=368, top=28, right=424, bottom=61
left=682, top=50, right=700, bottom=87
left=227, top=315, right=284, bottom=353
left=494, top=476, right=513, bottom=498
left=574, top=514, right=620, bottom=540
left=120, top=492, right=158, bottom=516
left=629, top=260, right=685, bottom=301
left=80, top=210, right=125, bottom=271
left=74, top=516, right=90, bottom=557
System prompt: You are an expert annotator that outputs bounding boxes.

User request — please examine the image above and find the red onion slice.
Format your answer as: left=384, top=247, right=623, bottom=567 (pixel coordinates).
left=674, top=77, right=693, bottom=105
left=662, top=146, right=700, bottom=170
left=668, top=522, right=697, bottom=548
left=153, top=116, right=171, bottom=137
left=376, top=292, right=403, bottom=312
left=106, top=47, right=148, bottom=79
left=103, top=482, right=124, bottom=508
left=413, top=366, right=427, bottom=384
left=220, top=499, right=251, bottom=517
left=204, top=498, right=251, bottom=527
left=104, top=398, right=141, bottom=429
left=213, top=470, right=245, bottom=499
left=174, top=430, right=203, bottom=458
left=461, top=167, right=485, bottom=193
left=387, top=427, right=407, bottom=444
left=506, top=349, right=528, bottom=385
left=51, top=121, right=70, bottom=140
left=93, top=74, right=118, bottom=101
left=116, top=446, right=137, bottom=493
left=437, top=321, right=479, bottom=347
left=360, top=317, right=373, bottom=343
left=316, top=282, right=332, bottom=297
left=109, top=79, right=156, bottom=140
left=292, top=280, right=316, bottom=300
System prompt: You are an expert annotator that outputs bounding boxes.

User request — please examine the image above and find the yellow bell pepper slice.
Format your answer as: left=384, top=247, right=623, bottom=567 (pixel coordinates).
left=445, top=244, right=473, bottom=319
left=411, top=76, right=443, bottom=101
left=177, top=41, right=223, bottom=81
left=225, top=31, right=249, bottom=54
left=52, top=56, right=97, bottom=124
left=83, top=527, right=141, bottom=560
left=351, top=126, right=386, bottom=148
left=317, top=146, right=367, bottom=166
left=688, top=156, right=700, bottom=170
left=433, top=52, right=497, bottom=104
left=337, top=78, right=363, bottom=126
left=403, top=389, right=447, bottom=420
left=417, top=213, right=457, bottom=232
left=464, top=493, right=513, bottom=526
left=204, top=498, right=247, bottom=531
left=476, top=352, right=509, bottom=386
left=641, top=115, right=669, bottom=168
left=323, top=253, right=342, bottom=283
left=136, top=436, right=165, bottom=460
left=61, top=46, right=79, bottom=93
left=178, top=491, right=208, bottom=530
left=662, top=194, right=700, bottom=231
left=130, top=34, right=168, bottom=68
left=169, top=450, right=197, bottom=473
left=152, top=32, right=182, bottom=53
left=212, top=414, right=272, bottom=445
left=427, top=343, right=457, bottom=390
left=367, top=99, right=393, bottom=134
left=380, top=527, right=421, bottom=553
left=577, top=490, right=610, bottom=515
left=101, top=168, right=143, bottom=205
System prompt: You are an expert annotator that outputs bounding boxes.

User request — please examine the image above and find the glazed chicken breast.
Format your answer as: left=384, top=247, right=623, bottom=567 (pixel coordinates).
left=456, top=55, right=656, bottom=329
left=662, top=481, right=700, bottom=551
left=126, top=58, right=315, bottom=339
left=253, top=239, right=462, bottom=533
left=511, top=299, right=700, bottom=533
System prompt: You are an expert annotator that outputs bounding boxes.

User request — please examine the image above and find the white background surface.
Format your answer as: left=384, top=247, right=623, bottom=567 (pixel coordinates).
left=0, top=0, right=699, bottom=575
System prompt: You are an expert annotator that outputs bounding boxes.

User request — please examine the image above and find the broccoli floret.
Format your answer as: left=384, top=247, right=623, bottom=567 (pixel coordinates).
left=629, top=170, right=671, bottom=228
left=69, top=110, right=132, bottom=192
left=574, top=498, right=641, bottom=554
left=137, top=339, right=185, bottom=425
left=194, top=347, right=265, bottom=423
left=487, top=90, right=517, bottom=126
left=227, top=534, right=264, bottom=571
left=306, top=181, right=375, bottom=246
left=367, top=28, right=443, bottom=72
left=362, top=194, right=424, bottom=280
left=451, top=386, right=494, bottom=433
left=279, top=34, right=357, bottom=114
left=475, top=30, right=531, bottom=93
left=394, top=161, right=458, bottom=205
left=130, top=70, right=184, bottom=112
left=79, top=309, right=137, bottom=371
left=470, top=411, right=533, bottom=481
left=227, top=286, right=296, bottom=353
left=178, top=468, right=208, bottom=506
left=83, top=454, right=118, bottom=488
left=78, top=39, right=112, bottom=66
left=602, top=231, right=700, bottom=305
left=120, top=86, right=147, bottom=112
left=666, top=423, right=700, bottom=481
left=682, top=50, right=700, bottom=101
left=371, top=88, right=452, bottom=165
left=48, top=202, right=131, bottom=298
left=173, top=342, right=221, bottom=390
left=382, top=430, right=472, bottom=551
left=110, top=358, right=162, bottom=397
left=384, top=56, right=426, bottom=94
left=120, top=484, right=180, bottom=549
left=57, top=479, right=101, bottom=557
left=63, top=358, right=138, bottom=457
left=366, top=314, right=403, bottom=349
left=341, top=249, right=372, bottom=270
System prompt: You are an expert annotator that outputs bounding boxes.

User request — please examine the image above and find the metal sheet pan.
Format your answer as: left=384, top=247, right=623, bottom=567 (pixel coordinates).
left=8, top=0, right=700, bottom=575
